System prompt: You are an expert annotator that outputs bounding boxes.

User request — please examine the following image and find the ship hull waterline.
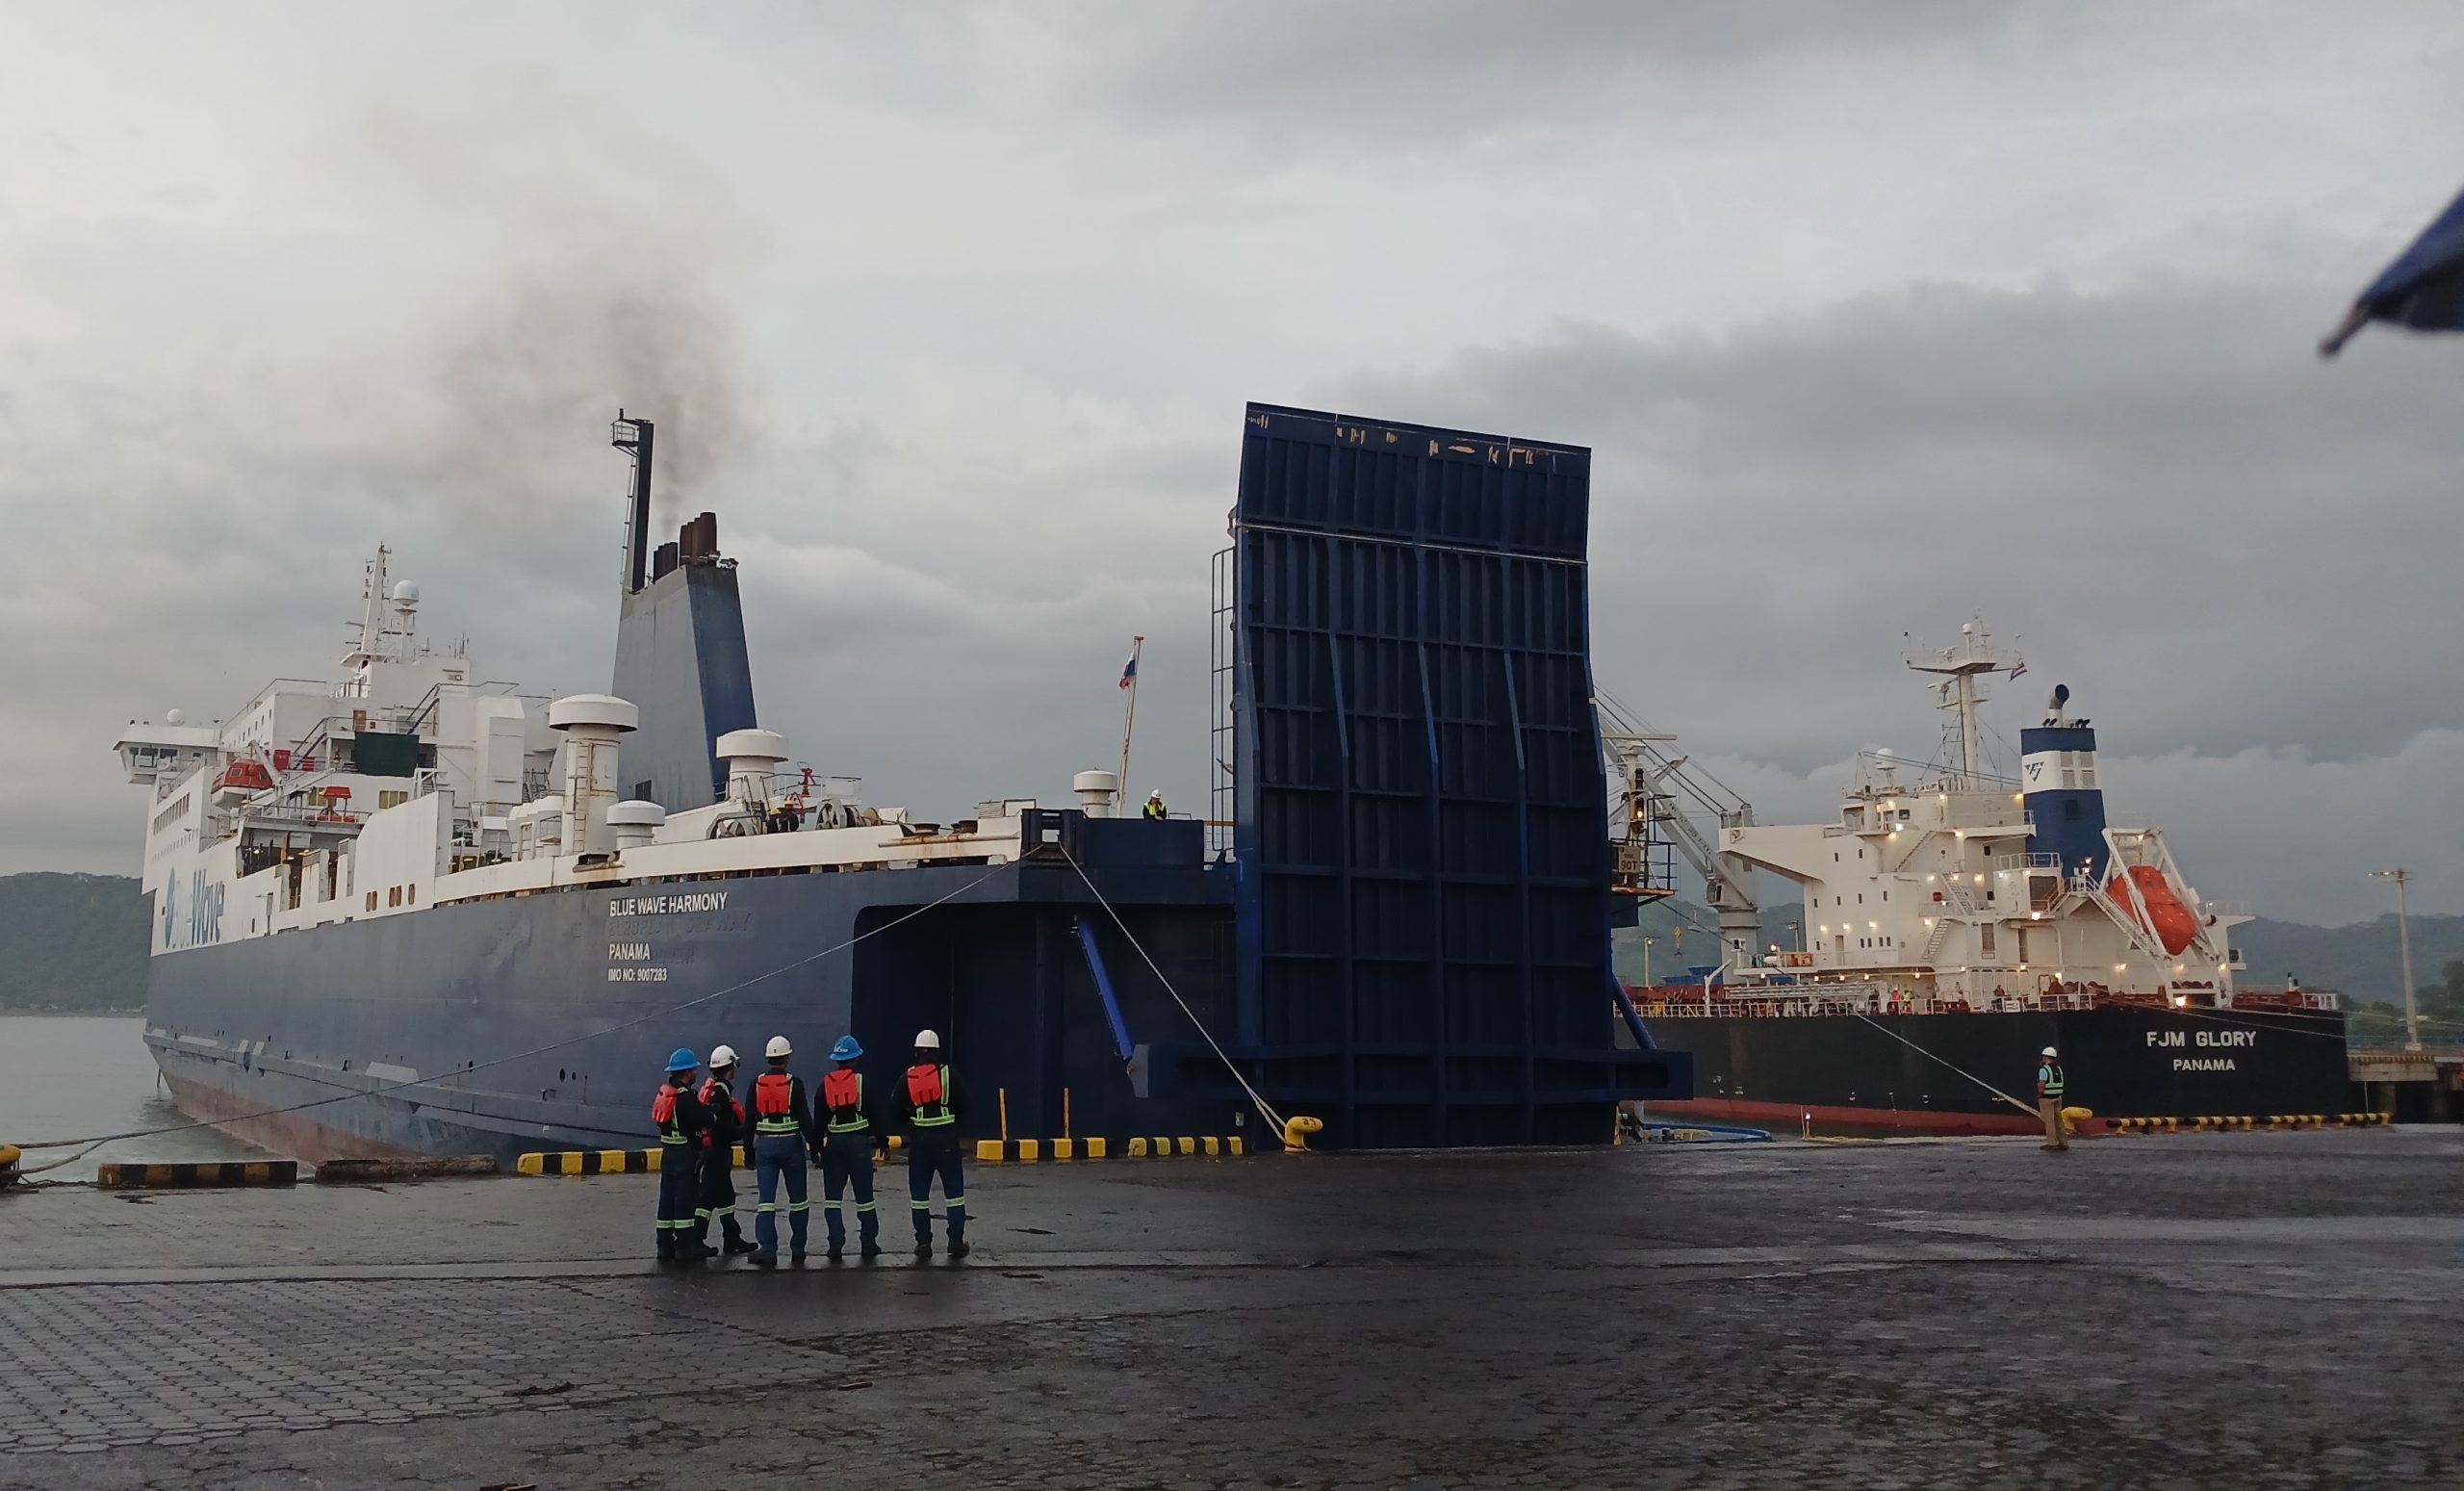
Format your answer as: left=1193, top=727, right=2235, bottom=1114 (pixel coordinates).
left=142, top=858, right=1246, bottom=1164
left=1631, top=1006, right=2350, bottom=1137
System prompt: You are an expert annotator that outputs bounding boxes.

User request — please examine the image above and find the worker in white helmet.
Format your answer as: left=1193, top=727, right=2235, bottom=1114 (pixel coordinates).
left=2036, top=1044, right=2068, bottom=1151
left=746, top=1035, right=821, bottom=1264
left=894, top=1028, right=970, bottom=1259
left=692, top=1044, right=757, bottom=1257
left=1142, top=789, right=1168, bottom=822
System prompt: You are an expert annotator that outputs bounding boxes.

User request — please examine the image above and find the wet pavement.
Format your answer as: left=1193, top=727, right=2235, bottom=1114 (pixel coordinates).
left=1, top=1128, right=2458, bottom=1489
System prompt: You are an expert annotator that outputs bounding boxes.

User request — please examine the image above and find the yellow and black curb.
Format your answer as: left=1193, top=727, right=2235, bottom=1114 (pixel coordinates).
left=2108, top=1112, right=2391, bottom=1134
left=518, top=1137, right=911, bottom=1176
left=95, top=1160, right=298, bottom=1190
left=519, top=1148, right=665, bottom=1176
left=973, top=1135, right=1245, bottom=1163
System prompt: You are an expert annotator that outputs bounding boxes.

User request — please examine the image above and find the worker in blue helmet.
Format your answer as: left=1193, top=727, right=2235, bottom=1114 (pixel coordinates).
left=652, top=1048, right=712, bottom=1262
left=816, top=1034, right=882, bottom=1261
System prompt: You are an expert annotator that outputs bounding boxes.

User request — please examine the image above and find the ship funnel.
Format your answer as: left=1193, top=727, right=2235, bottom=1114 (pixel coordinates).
left=551, top=694, right=640, bottom=856
left=2019, top=718, right=2106, bottom=881
left=1071, top=769, right=1121, bottom=817
left=714, top=729, right=790, bottom=811
left=607, top=799, right=666, bottom=853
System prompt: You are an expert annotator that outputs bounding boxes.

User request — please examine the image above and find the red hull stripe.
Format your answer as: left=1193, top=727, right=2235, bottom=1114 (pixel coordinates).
left=1650, top=1096, right=2041, bottom=1137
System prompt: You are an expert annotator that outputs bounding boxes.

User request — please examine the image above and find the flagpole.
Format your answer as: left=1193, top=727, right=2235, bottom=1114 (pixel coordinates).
left=1117, top=634, right=1144, bottom=811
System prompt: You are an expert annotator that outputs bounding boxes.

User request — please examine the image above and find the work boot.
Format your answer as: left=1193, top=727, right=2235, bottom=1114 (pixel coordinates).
left=860, top=1241, right=883, bottom=1260
left=826, top=1246, right=843, bottom=1262
left=750, top=1251, right=778, bottom=1268
left=791, top=1250, right=808, bottom=1266
left=948, top=1237, right=971, bottom=1260
left=914, top=1238, right=933, bottom=1259
left=687, top=1241, right=717, bottom=1261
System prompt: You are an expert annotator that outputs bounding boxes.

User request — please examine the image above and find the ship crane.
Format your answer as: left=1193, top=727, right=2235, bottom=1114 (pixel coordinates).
left=1599, top=695, right=1762, bottom=979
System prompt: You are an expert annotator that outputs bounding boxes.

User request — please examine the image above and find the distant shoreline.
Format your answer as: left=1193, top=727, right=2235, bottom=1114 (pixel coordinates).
left=0, top=1008, right=142, bottom=1017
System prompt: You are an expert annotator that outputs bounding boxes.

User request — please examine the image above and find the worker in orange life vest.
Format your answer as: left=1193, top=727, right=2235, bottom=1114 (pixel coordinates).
left=693, top=1044, right=757, bottom=1256
left=894, top=1028, right=969, bottom=1259
left=746, top=1035, right=821, bottom=1266
left=653, top=1048, right=713, bottom=1263
left=816, top=1035, right=882, bottom=1261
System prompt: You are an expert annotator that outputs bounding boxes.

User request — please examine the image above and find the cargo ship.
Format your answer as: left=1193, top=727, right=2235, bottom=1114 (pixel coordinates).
left=114, top=414, right=1258, bottom=1162
left=1620, top=625, right=2350, bottom=1134
left=114, top=403, right=1679, bottom=1159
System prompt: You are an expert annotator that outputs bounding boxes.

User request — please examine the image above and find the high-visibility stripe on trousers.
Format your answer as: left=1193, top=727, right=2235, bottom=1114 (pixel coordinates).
left=655, top=1148, right=701, bottom=1257
left=753, top=1132, right=809, bottom=1257
left=908, top=1134, right=966, bottom=1244
left=822, top=1131, right=878, bottom=1250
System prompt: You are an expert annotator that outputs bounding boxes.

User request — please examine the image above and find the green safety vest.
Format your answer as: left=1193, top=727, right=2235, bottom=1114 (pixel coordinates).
left=2039, top=1062, right=2066, bottom=1098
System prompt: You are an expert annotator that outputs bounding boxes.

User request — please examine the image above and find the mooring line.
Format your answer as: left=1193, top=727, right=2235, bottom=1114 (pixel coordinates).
left=1844, top=1013, right=2041, bottom=1118
left=1060, top=848, right=1290, bottom=1136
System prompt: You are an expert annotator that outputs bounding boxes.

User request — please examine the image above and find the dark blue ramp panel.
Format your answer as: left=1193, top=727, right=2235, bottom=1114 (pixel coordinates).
left=1230, top=404, right=1688, bottom=1147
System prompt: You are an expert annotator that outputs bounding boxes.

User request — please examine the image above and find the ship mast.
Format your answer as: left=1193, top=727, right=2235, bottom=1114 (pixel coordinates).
left=1901, top=620, right=2024, bottom=788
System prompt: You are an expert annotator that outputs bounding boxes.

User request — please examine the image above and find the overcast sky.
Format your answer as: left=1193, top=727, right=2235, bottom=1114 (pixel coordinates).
left=4, top=3, right=2459, bottom=924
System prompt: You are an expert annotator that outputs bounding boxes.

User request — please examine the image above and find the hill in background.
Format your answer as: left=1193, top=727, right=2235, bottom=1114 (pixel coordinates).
left=4, top=872, right=2458, bottom=1025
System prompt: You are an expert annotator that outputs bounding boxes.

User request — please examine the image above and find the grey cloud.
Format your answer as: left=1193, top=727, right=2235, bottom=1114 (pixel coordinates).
left=5, top=5, right=2461, bottom=932
left=1043, top=0, right=2049, bottom=145
left=1337, top=270, right=2464, bottom=774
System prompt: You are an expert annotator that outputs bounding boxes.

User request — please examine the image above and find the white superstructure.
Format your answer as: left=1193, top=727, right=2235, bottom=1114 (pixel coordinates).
left=1638, top=623, right=2308, bottom=1015
left=116, top=549, right=1057, bottom=957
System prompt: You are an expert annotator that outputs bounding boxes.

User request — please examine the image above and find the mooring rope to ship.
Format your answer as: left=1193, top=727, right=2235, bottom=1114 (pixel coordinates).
left=11, top=861, right=1016, bottom=1166
left=1843, top=1013, right=2041, bottom=1118
left=1057, top=848, right=1291, bottom=1137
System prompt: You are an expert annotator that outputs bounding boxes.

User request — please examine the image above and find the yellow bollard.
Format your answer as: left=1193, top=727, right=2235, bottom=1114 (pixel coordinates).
left=1282, top=1115, right=1324, bottom=1152
left=1063, top=1087, right=1072, bottom=1143
left=998, top=1087, right=1009, bottom=1144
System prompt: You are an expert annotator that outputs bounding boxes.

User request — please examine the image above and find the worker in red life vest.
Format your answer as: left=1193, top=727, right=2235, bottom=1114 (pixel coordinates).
left=747, top=1035, right=820, bottom=1266
left=894, top=1028, right=969, bottom=1259
left=653, top=1048, right=713, bottom=1262
left=694, top=1044, right=757, bottom=1257
left=817, top=1034, right=882, bottom=1261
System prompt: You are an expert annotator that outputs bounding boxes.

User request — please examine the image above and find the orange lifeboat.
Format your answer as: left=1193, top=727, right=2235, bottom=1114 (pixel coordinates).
left=213, top=759, right=274, bottom=794
left=2107, top=865, right=2197, bottom=956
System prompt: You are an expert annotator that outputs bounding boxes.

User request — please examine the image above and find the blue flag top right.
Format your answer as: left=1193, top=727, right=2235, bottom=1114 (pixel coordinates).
left=2322, top=185, right=2464, bottom=357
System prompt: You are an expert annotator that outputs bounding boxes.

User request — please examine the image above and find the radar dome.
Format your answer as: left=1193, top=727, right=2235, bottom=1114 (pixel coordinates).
left=167, top=708, right=186, bottom=726
left=391, top=580, right=420, bottom=604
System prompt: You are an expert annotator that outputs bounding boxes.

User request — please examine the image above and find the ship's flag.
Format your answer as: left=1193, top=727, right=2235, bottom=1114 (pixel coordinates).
left=1118, top=655, right=1138, bottom=689
left=2011, top=658, right=2026, bottom=680
left=2322, top=184, right=2464, bottom=356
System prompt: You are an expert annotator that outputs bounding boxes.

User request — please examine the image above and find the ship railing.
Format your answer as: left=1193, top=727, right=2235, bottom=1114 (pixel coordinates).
left=1993, top=852, right=2063, bottom=872
left=234, top=801, right=364, bottom=829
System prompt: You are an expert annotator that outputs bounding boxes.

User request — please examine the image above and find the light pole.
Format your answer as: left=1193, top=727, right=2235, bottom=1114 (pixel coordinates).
left=2370, top=868, right=2421, bottom=1051
left=1642, top=937, right=1655, bottom=989
left=1787, top=919, right=1802, bottom=953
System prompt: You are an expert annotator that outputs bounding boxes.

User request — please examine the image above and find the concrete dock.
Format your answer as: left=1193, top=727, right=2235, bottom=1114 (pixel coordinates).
left=2, top=1129, right=2459, bottom=1489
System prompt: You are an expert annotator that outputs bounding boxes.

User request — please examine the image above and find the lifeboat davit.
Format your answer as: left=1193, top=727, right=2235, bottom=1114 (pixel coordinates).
left=2108, top=865, right=2197, bottom=956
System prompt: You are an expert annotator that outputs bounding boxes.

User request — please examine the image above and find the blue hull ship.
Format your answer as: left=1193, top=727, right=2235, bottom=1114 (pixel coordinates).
left=117, top=404, right=1685, bottom=1159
